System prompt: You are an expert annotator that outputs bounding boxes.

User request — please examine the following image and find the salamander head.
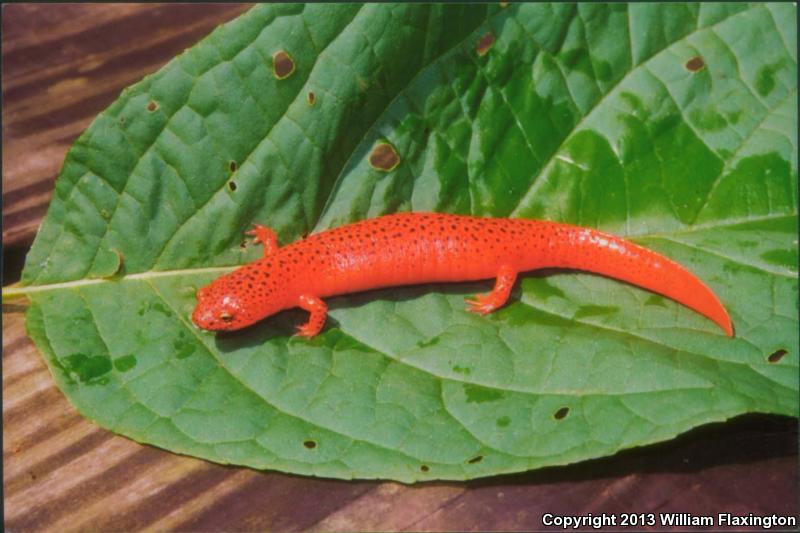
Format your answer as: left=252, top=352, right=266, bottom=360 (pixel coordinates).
left=192, top=263, right=285, bottom=331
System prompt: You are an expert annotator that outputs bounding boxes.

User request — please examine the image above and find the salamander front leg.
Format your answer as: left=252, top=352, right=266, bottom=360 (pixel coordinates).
left=295, top=294, right=328, bottom=337
left=246, top=224, right=278, bottom=257
left=466, top=264, right=517, bottom=315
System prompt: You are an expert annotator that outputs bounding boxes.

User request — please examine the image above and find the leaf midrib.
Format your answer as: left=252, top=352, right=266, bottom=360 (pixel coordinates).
left=5, top=212, right=795, bottom=298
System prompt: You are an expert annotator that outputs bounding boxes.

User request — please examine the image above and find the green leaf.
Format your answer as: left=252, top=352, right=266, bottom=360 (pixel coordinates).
left=11, top=3, right=798, bottom=481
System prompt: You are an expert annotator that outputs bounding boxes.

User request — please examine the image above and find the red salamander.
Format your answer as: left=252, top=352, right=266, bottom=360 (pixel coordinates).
left=192, top=212, right=733, bottom=337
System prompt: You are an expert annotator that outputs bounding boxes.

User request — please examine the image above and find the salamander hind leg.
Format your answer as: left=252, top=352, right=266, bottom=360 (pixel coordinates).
left=246, top=223, right=278, bottom=257
left=466, top=264, right=517, bottom=315
left=295, top=294, right=328, bottom=337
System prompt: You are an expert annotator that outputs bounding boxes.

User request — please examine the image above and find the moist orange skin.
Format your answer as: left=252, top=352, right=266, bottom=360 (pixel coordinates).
left=192, top=212, right=734, bottom=338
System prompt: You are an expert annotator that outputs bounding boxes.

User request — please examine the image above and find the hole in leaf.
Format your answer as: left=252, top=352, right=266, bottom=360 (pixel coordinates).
left=420, top=464, right=429, bottom=472
left=307, top=91, right=316, bottom=105
left=303, top=440, right=317, bottom=449
left=476, top=32, right=495, bottom=57
left=229, top=160, right=237, bottom=172
left=768, top=349, right=787, bottom=363
left=228, top=181, right=237, bottom=191
left=554, top=407, right=569, bottom=420
left=368, top=142, right=400, bottom=171
left=685, top=56, right=705, bottom=72
left=147, top=100, right=158, bottom=112
left=272, top=50, right=295, bottom=79
left=468, top=455, right=483, bottom=464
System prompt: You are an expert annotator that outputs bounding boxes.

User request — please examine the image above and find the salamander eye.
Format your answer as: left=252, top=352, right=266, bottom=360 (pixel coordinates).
left=219, top=311, right=234, bottom=322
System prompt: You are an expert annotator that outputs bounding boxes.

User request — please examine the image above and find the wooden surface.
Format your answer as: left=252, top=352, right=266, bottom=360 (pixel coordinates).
left=3, top=4, right=798, bottom=532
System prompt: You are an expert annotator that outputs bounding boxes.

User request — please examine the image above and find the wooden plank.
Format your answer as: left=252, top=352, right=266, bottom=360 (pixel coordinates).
left=3, top=4, right=798, bottom=532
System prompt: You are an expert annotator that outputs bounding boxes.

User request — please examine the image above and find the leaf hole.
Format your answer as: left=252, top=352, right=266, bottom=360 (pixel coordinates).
left=420, top=464, right=429, bottom=472
left=303, top=440, right=317, bottom=449
left=228, top=181, right=237, bottom=191
left=554, top=407, right=569, bottom=420
left=147, top=100, right=158, bottom=112
left=476, top=32, right=495, bottom=57
left=768, top=349, right=787, bottom=363
left=468, top=455, right=483, bottom=464
left=272, top=50, right=295, bottom=79
left=685, top=56, right=705, bottom=72
left=368, top=142, right=400, bottom=171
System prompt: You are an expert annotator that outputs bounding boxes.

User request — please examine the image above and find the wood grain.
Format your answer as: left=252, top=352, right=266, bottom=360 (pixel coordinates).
left=3, top=4, right=798, bottom=532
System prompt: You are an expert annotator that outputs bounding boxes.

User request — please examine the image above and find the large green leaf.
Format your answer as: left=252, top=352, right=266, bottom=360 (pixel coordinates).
left=10, top=3, right=798, bottom=481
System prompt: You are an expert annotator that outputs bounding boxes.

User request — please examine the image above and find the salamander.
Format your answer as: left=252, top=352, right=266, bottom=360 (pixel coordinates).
left=191, top=212, right=733, bottom=337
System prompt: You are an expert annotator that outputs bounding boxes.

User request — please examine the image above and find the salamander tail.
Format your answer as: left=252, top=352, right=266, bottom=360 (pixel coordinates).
left=537, top=222, right=734, bottom=337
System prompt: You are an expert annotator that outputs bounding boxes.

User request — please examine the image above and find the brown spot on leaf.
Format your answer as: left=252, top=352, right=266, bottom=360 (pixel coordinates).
left=229, top=160, right=237, bottom=172
left=768, top=349, right=787, bottom=363
left=272, top=50, right=295, bottom=80
left=147, top=100, right=158, bottom=112
left=685, top=56, right=705, bottom=72
left=303, top=440, right=317, bottom=449
left=420, top=464, right=429, bottom=472
left=476, top=32, right=495, bottom=57
left=554, top=407, right=569, bottom=420
left=307, top=91, right=316, bottom=106
left=228, top=181, right=237, bottom=192
left=500, top=1, right=509, bottom=7
left=368, top=142, right=400, bottom=171
left=468, top=455, right=483, bottom=464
